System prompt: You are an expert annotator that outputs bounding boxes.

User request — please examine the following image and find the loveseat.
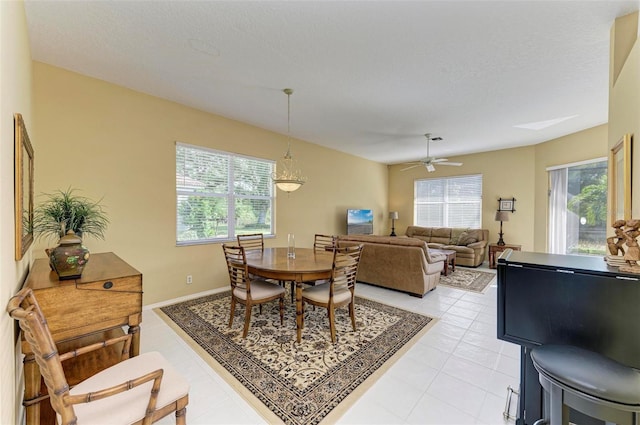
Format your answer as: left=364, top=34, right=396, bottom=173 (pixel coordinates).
left=405, top=226, right=489, bottom=267
left=336, top=235, right=446, bottom=297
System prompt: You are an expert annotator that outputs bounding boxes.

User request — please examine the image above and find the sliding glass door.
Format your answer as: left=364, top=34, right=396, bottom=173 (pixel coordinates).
left=548, top=159, right=607, bottom=256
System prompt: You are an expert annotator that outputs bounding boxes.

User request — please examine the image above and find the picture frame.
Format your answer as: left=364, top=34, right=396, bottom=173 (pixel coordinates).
left=15, top=113, right=34, bottom=260
left=610, top=134, right=632, bottom=226
left=498, top=197, right=516, bottom=212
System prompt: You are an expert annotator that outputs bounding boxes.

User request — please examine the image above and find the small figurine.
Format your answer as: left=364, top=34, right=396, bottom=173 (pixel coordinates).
left=622, top=219, right=640, bottom=267
left=607, top=219, right=627, bottom=256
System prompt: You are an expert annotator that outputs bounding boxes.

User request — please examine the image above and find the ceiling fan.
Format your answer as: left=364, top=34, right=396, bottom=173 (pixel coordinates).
left=400, top=133, right=463, bottom=172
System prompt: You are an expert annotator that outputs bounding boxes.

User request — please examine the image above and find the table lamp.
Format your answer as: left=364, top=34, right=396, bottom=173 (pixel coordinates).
left=389, top=211, right=399, bottom=236
left=495, top=211, right=509, bottom=246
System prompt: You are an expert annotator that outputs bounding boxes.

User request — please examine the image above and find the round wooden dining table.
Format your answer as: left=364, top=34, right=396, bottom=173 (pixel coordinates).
left=244, top=247, right=334, bottom=343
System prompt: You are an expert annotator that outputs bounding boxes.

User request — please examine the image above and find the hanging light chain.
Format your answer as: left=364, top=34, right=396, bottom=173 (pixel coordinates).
left=285, top=88, right=293, bottom=158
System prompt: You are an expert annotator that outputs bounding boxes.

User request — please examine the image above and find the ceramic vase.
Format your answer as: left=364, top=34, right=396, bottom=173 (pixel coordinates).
left=46, top=230, right=90, bottom=280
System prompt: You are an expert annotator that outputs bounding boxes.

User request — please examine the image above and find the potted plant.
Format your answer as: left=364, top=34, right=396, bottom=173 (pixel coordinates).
left=33, top=188, right=109, bottom=279
left=33, top=188, right=109, bottom=240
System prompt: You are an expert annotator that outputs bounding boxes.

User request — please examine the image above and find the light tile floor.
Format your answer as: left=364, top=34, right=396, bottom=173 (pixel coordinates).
left=147, top=265, right=520, bottom=424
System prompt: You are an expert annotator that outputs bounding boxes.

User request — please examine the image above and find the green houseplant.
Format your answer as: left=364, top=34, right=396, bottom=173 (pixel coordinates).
left=33, top=188, right=109, bottom=280
left=33, top=188, right=109, bottom=241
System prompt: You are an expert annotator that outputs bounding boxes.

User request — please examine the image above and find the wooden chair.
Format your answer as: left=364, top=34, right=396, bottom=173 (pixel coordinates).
left=302, top=244, right=363, bottom=343
left=238, top=233, right=296, bottom=301
left=307, top=234, right=337, bottom=288
left=236, top=233, right=264, bottom=252
left=7, top=287, right=189, bottom=425
left=223, top=244, right=285, bottom=338
left=314, top=234, right=336, bottom=253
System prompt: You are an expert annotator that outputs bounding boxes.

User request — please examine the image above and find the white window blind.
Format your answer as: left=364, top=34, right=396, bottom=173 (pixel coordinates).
left=414, top=174, right=482, bottom=228
left=176, top=142, right=275, bottom=245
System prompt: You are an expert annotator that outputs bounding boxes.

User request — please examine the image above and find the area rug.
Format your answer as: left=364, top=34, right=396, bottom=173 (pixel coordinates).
left=438, top=268, right=495, bottom=292
left=156, top=291, right=436, bottom=425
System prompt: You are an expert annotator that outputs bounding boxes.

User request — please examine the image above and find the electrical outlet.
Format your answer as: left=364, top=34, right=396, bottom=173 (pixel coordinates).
left=186, top=275, right=193, bottom=284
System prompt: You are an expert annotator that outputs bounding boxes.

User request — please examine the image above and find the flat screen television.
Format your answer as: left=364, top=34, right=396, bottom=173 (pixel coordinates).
left=347, top=209, right=373, bottom=235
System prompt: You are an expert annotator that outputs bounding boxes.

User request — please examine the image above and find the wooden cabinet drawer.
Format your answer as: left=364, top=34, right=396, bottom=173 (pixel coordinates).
left=36, top=276, right=142, bottom=340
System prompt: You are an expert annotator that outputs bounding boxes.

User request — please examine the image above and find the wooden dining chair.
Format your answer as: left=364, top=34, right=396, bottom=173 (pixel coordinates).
left=223, top=244, right=285, bottom=338
left=313, top=234, right=336, bottom=253
left=302, top=244, right=363, bottom=343
left=7, top=287, right=189, bottom=425
left=238, top=233, right=297, bottom=301
left=307, top=234, right=337, bottom=288
left=236, top=233, right=264, bottom=252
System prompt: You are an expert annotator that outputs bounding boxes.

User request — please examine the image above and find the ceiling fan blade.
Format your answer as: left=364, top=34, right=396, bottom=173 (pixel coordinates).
left=431, top=158, right=449, bottom=163
left=400, top=164, right=422, bottom=171
left=438, top=162, right=463, bottom=166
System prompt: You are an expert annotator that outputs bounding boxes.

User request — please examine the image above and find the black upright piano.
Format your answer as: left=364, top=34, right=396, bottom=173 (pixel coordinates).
left=497, top=250, right=640, bottom=425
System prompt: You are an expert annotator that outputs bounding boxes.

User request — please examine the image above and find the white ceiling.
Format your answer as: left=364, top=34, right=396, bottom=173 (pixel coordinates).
left=24, top=1, right=639, bottom=164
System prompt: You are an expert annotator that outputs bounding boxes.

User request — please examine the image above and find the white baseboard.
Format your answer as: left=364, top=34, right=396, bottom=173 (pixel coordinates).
left=143, top=286, right=227, bottom=311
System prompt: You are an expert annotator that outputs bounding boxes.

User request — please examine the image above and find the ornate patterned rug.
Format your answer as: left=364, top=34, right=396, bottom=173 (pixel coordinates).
left=438, top=268, right=495, bottom=292
left=157, top=291, right=435, bottom=425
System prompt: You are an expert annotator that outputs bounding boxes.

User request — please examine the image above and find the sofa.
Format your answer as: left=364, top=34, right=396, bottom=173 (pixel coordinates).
left=336, top=234, right=446, bottom=297
left=405, top=226, right=489, bottom=267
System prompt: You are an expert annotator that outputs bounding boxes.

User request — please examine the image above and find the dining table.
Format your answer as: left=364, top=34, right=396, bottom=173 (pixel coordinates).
left=244, top=247, right=334, bottom=343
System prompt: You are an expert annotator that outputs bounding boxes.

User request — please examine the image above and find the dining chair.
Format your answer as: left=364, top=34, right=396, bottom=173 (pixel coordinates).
left=307, top=234, right=337, bottom=288
left=301, top=244, right=363, bottom=343
left=236, top=233, right=264, bottom=252
left=7, top=287, right=190, bottom=425
left=238, top=233, right=296, bottom=301
left=313, top=234, right=336, bottom=253
left=222, top=244, right=285, bottom=338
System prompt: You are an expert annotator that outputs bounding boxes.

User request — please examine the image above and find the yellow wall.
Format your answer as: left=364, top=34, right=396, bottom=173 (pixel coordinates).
left=1, top=2, right=32, bottom=423
left=2, top=6, right=637, bottom=424
left=389, top=146, right=537, bottom=251
left=389, top=124, right=609, bottom=255
left=533, top=125, right=609, bottom=251
left=609, top=12, right=640, bottom=222
left=32, top=62, right=388, bottom=305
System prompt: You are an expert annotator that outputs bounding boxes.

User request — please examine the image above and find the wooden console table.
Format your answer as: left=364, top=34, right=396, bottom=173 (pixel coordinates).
left=489, top=243, right=521, bottom=268
left=21, top=252, right=142, bottom=425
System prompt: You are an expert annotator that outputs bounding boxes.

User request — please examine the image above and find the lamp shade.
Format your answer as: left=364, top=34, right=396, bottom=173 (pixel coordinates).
left=275, top=180, right=303, bottom=192
left=389, top=211, right=399, bottom=220
left=495, top=211, right=509, bottom=222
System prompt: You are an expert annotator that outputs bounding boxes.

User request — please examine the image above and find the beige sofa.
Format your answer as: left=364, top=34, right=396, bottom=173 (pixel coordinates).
left=336, top=235, right=446, bottom=298
left=405, top=226, right=489, bottom=267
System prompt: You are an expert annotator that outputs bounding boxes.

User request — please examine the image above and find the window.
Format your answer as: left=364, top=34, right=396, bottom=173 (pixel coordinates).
left=176, top=142, right=275, bottom=245
left=414, top=174, right=482, bottom=228
left=548, top=158, right=607, bottom=256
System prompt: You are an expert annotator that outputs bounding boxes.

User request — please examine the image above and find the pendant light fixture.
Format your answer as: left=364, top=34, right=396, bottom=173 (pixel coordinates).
left=272, top=88, right=306, bottom=193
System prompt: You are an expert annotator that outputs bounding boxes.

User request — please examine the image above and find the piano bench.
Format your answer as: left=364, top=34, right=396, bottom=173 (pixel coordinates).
left=530, top=345, right=640, bottom=425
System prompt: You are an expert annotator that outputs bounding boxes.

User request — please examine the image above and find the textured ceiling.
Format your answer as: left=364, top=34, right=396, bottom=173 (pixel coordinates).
left=24, top=1, right=639, bottom=164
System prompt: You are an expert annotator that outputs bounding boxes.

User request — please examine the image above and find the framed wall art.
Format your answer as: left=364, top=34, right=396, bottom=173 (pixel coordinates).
left=610, top=134, right=632, bottom=226
left=15, top=113, right=34, bottom=260
left=498, top=197, right=516, bottom=212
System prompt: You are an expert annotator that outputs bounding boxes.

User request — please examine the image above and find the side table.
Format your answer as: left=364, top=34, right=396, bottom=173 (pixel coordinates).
left=489, top=243, right=521, bottom=268
left=431, top=248, right=456, bottom=276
